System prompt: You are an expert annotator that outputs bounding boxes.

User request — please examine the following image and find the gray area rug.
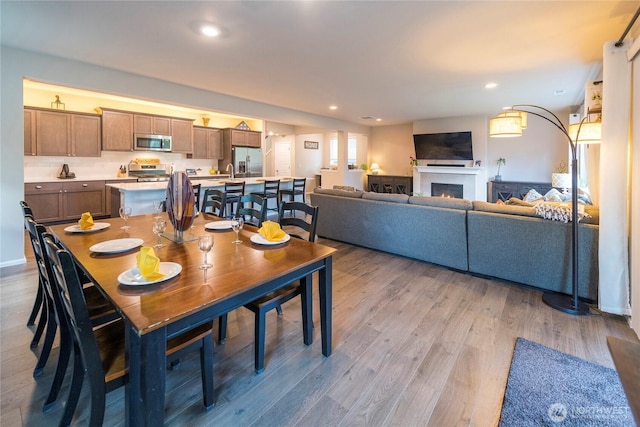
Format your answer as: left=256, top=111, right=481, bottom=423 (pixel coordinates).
left=499, top=337, right=635, bottom=426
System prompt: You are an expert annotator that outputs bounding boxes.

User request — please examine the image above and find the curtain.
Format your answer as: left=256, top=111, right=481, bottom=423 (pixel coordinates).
left=599, top=40, right=632, bottom=315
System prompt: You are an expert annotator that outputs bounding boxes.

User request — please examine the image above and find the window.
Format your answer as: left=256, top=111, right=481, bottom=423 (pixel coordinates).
left=329, top=136, right=358, bottom=166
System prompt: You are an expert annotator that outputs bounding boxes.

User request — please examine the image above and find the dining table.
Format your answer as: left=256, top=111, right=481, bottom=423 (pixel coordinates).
left=49, top=212, right=336, bottom=426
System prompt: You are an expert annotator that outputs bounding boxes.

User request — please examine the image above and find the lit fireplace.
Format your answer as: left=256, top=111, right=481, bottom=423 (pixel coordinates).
left=431, top=183, right=463, bottom=199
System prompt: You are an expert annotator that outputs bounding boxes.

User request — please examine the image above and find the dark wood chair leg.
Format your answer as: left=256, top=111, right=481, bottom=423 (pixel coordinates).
left=275, top=304, right=283, bottom=316
left=33, top=305, right=57, bottom=377
left=218, top=315, right=227, bottom=344
left=60, top=346, right=85, bottom=427
left=200, top=334, right=215, bottom=410
left=44, top=322, right=72, bottom=412
left=254, top=310, right=266, bottom=374
left=27, top=283, right=44, bottom=326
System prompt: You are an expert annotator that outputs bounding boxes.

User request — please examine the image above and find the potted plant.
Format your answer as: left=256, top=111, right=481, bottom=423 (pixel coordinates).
left=495, top=157, right=506, bottom=181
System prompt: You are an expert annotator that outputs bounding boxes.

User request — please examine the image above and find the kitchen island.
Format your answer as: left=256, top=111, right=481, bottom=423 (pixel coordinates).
left=107, top=176, right=307, bottom=216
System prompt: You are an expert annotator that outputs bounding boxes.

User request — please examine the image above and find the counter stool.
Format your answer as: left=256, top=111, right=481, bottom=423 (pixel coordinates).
left=224, top=181, right=245, bottom=215
left=250, top=179, right=280, bottom=212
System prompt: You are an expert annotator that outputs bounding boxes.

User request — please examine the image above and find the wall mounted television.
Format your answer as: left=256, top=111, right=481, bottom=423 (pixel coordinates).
left=413, top=131, right=473, bottom=160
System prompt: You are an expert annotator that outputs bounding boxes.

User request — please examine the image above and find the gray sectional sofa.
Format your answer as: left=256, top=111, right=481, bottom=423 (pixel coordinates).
left=310, top=188, right=599, bottom=301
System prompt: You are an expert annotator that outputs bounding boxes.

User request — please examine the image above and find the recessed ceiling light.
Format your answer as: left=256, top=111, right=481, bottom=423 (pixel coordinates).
left=484, top=82, right=498, bottom=89
left=200, top=24, right=220, bottom=37
left=375, top=118, right=382, bottom=122
left=329, top=105, right=337, bottom=110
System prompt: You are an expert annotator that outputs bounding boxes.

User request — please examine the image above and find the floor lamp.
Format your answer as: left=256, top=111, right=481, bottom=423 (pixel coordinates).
left=489, top=105, right=602, bottom=315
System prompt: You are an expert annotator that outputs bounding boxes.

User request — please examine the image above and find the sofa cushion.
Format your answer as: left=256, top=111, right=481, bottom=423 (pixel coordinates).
left=314, top=188, right=364, bottom=198
left=408, top=196, right=472, bottom=210
left=362, top=192, right=409, bottom=203
left=473, top=201, right=538, bottom=217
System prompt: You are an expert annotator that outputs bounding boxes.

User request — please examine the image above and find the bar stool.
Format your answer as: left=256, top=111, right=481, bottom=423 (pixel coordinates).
left=279, top=178, right=306, bottom=204
left=251, top=179, right=280, bottom=212
left=224, top=181, right=245, bottom=215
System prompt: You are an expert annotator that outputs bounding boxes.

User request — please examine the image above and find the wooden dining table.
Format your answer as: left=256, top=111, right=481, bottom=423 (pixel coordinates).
left=49, top=213, right=336, bottom=426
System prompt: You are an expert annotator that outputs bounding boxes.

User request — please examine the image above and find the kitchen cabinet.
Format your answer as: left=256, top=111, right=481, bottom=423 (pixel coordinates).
left=101, top=108, right=134, bottom=151
left=171, top=118, right=194, bottom=153
left=133, top=114, right=171, bottom=136
left=24, top=109, right=36, bottom=156
left=28, top=108, right=100, bottom=157
left=223, top=128, right=261, bottom=148
left=24, top=180, right=106, bottom=223
left=190, top=126, right=222, bottom=159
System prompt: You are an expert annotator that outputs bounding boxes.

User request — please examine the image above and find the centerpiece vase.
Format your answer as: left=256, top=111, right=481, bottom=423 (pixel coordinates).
left=165, top=172, right=197, bottom=243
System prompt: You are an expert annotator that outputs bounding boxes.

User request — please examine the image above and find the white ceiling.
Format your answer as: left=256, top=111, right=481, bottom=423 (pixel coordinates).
left=1, top=1, right=637, bottom=126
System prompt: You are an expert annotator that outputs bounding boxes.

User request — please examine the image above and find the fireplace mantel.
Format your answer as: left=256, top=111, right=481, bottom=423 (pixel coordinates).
left=413, top=166, right=485, bottom=200
left=414, top=166, right=482, bottom=175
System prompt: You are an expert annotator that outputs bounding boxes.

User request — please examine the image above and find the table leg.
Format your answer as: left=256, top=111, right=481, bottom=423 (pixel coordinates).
left=301, top=274, right=313, bottom=345
left=125, top=324, right=167, bottom=426
left=319, top=256, right=333, bottom=357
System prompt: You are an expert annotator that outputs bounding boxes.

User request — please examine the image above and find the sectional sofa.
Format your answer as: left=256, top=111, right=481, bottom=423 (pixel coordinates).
left=310, top=188, right=599, bottom=301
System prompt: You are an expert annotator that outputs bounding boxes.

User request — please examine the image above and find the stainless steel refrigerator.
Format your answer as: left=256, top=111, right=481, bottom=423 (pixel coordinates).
left=232, top=146, right=263, bottom=177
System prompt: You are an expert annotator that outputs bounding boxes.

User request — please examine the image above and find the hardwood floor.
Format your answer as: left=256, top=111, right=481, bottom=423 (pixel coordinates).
left=1, top=234, right=637, bottom=426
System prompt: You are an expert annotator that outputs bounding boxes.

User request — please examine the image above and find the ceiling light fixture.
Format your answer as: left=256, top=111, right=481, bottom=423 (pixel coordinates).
left=484, top=82, right=498, bottom=89
left=329, top=105, right=337, bottom=110
left=200, top=24, right=220, bottom=37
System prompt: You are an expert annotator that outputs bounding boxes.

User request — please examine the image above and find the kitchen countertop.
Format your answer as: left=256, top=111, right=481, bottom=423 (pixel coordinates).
left=24, top=174, right=231, bottom=184
left=106, top=176, right=305, bottom=192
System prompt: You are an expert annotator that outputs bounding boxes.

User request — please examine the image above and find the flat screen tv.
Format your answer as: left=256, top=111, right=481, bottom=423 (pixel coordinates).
left=413, top=131, right=473, bottom=160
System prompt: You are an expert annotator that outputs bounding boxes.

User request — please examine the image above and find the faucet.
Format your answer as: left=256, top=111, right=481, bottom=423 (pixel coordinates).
left=226, top=163, right=234, bottom=180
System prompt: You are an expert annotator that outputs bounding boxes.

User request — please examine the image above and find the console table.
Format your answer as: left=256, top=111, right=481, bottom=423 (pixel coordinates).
left=487, top=180, right=553, bottom=203
left=368, top=175, right=413, bottom=195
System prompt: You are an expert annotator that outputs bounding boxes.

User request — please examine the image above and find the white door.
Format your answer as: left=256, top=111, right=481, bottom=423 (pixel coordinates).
left=274, top=141, right=291, bottom=177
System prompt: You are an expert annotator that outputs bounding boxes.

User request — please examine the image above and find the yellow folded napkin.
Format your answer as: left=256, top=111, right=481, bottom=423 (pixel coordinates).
left=136, top=247, right=165, bottom=281
left=78, top=212, right=94, bottom=230
left=258, top=221, right=287, bottom=242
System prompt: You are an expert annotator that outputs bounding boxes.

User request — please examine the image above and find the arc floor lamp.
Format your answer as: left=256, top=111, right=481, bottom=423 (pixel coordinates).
left=489, top=105, right=602, bottom=315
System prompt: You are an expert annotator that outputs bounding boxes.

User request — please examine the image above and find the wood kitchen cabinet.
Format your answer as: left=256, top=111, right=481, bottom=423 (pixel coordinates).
left=133, top=114, right=171, bottom=135
left=190, top=126, right=222, bottom=159
left=101, top=108, right=134, bottom=151
left=26, top=108, right=101, bottom=157
left=171, top=118, right=194, bottom=153
left=24, top=180, right=106, bottom=223
left=223, top=128, right=262, bottom=148
left=24, top=109, right=37, bottom=156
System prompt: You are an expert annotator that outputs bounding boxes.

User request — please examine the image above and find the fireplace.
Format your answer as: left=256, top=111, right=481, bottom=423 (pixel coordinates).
left=431, top=183, right=463, bottom=199
left=413, top=166, right=484, bottom=200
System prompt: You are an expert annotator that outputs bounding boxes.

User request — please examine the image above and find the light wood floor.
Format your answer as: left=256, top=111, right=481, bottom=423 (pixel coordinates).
left=1, top=234, right=638, bottom=426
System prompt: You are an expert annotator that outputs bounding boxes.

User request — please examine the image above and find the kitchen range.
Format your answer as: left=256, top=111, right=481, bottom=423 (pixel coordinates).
left=128, top=163, right=171, bottom=182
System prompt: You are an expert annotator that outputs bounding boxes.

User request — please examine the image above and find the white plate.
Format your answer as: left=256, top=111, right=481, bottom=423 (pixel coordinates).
left=205, top=220, right=233, bottom=231
left=90, top=238, right=144, bottom=254
left=117, top=262, right=182, bottom=286
left=64, top=222, right=111, bottom=233
left=250, top=233, right=291, bottom=246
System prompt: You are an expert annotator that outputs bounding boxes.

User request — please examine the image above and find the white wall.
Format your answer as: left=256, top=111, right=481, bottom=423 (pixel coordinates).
left=294, top=133, right=323, bottom=180
left=0, top=46, right=368, bottom=267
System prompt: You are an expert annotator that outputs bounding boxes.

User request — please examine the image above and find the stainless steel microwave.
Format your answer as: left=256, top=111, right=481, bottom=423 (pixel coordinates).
left=134, top=134, right=172, bottom=152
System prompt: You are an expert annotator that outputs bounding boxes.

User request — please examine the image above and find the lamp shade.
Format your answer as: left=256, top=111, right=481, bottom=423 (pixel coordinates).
left=568, top=121, right=602, bottom=144
left=370, top=162, right=380, bottom=174
left=503, top=110, right=528, bottom=129
left=489, top=115, right=522, bottom=137
left=551, top=173, right=571, bottom=189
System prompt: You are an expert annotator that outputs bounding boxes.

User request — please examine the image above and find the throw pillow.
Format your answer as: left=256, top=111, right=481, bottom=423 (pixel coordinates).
left=523, top=189, right=544, bottom=203
left=544, top=188, right=563, bottom=202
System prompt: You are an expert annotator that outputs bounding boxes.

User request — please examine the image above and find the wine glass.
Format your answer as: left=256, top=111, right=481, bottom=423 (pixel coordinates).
left=119, top=206, right=132, bottom=230
left=231, top=216, right=244, bottom=244
left=198, top=235, right=213, bottom=270
left=152, top=200, right=164, bottom=219
left=152, top=219, right=167, bottom=249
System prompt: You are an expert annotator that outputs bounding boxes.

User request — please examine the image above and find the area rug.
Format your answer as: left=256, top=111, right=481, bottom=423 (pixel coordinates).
left=498, top=337, right=634, bottom=426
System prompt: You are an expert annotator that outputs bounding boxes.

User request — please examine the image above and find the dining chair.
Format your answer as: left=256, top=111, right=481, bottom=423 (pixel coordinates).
left=224, top=181, right=245, bottom=214
left=201, top=188, right=227, bottom=217
left=219, top=201, right=318, bottom=374
left=235, top=194, right=267, bottom=228
left=250, top=179, right=280, bottom=212
left=278, top=178, right=307, bottom=206
left=21, top=201, right=46, bottom=333
left=192, top=183, right=202, bottom=212
left=24, top=217, right=118, bottom=379
left=43, top=236, right=215, bottom=426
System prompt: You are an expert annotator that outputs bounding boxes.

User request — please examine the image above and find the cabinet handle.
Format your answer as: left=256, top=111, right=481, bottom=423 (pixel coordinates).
left=35, top=185, right=42, bottom=189
left=82, top=183, right=88, bottom=187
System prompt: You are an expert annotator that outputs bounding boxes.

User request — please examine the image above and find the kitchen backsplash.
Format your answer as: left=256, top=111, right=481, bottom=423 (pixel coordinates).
left=24, top=152, right=220, bottom=181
